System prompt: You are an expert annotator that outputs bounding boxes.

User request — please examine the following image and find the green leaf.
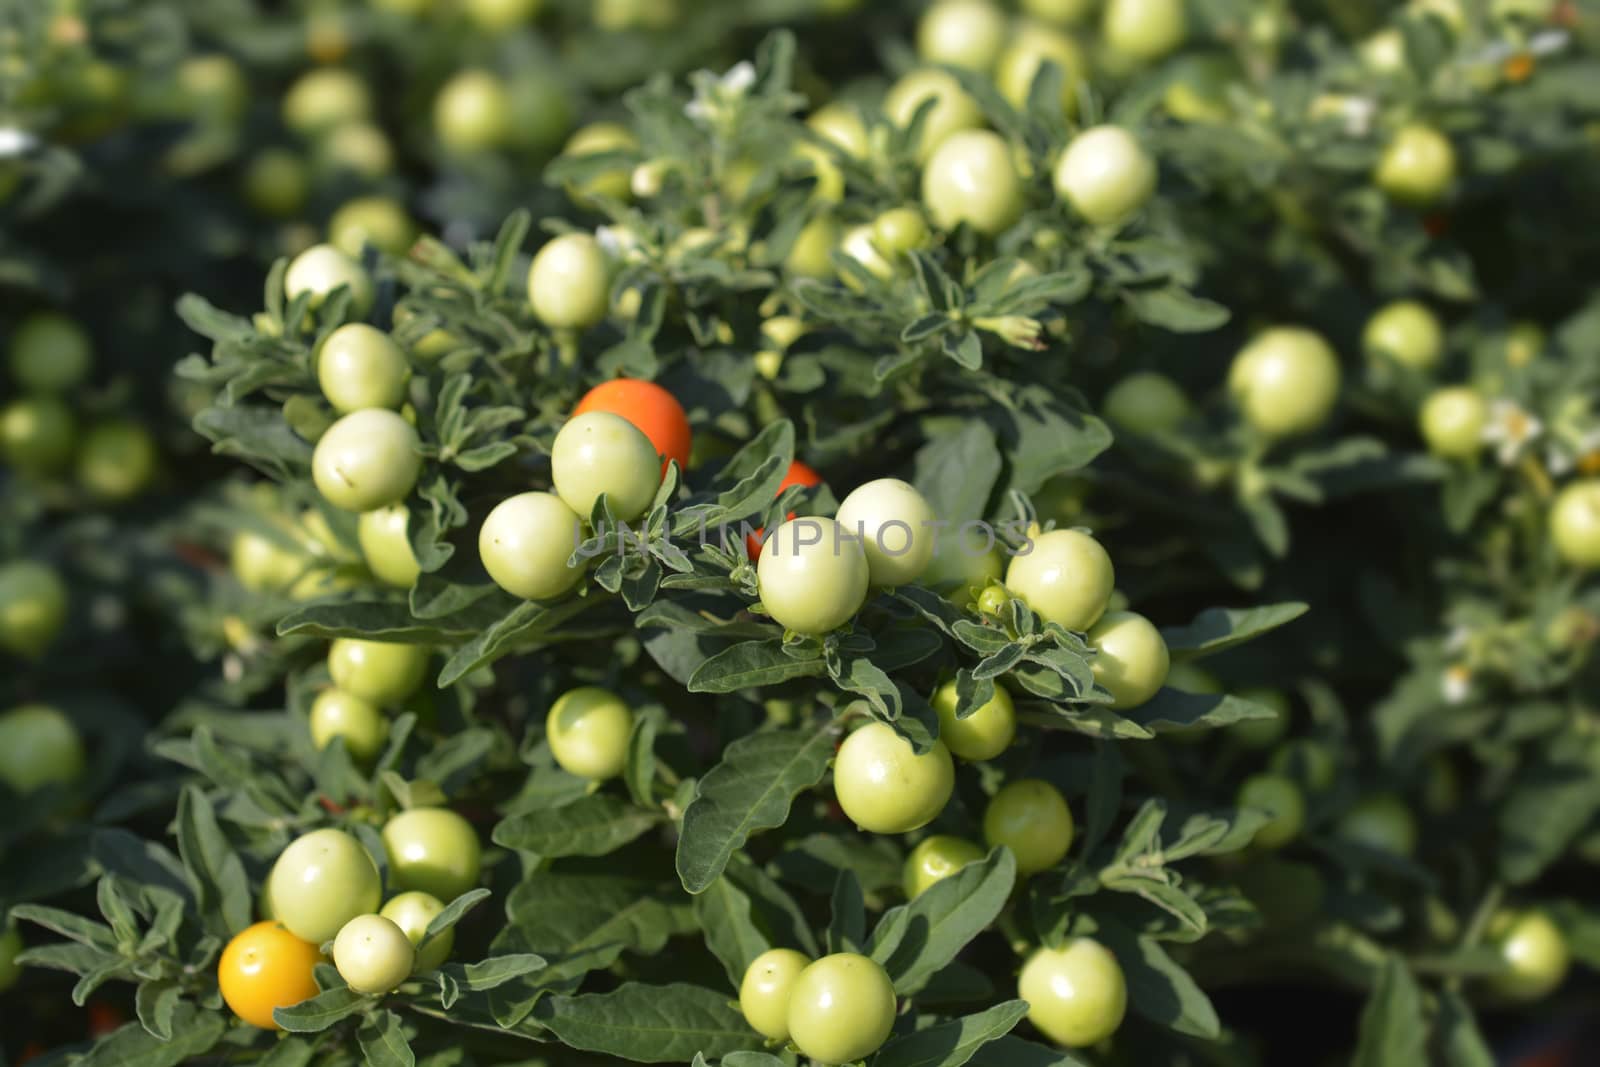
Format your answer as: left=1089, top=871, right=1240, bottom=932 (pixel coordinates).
left=504, top=871, right=687, bottom=960
left=1120, top=689, right=1280, bottom=734
left=1433, top=990, right=1494, bottom=1067
left=827, top=868, right=866, bottom=954
left=423, top=888, right=491, bottom=942
left=912, top=421, right=1002, bottom=528
left=437, top=598, right=594, bottom=687
left=687, top=640, right=824, bottom=692
left=358, top=1011, right=416, bottom=1067
left=78, top=1004, right=225, bottom=1067
left=439, top=954, right=548, bottom=991
left=493, top=793, right=661, bottom=858
left=1351, top=957, right=1426, bottom=1067
left=174, top=785, right=251, bottom=937
left=872, top=1000, right=1030, bottom=1067
left=531, top=983, right=761, bottom=1062
left=869, top=848, right=1016, bottom=995
left=1094, top=925, right=1219, bottom=1039
left=965, top=1036, right=1090, bottom=1067
left=1161, top=603, right=1308, bottom=659
left=134, top=980, right=180, bottom=1041
left=274, top=987, right=368, bottom=1032
left=1120, top=286, right=1232, bottom=333
left=692, top=875, right=772, bottom=988
left=676, top=723, right=836, bottom=893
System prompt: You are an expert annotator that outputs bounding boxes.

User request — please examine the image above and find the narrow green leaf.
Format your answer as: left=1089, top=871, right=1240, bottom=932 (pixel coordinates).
left=1352, top=956, right=1426, bottom=1067
left=357, top=1011, right=416, bottom=1067
left=873, top=1000, right=1029, bottom=1067
left=692, top=876, right=772, bottom=989
left=869, top=848, right=1016, bottom=995
left=493, top=793, right=660, bottom=858
left=79, top=1004, right=225, bottom=1067
left=1161, top=603, right=1308, bottom=659
left=687, top=640, right=824, bottom=692
left=274, top=987, right=368, bottom=1032
left=532, top=983, right=760, bottom=1063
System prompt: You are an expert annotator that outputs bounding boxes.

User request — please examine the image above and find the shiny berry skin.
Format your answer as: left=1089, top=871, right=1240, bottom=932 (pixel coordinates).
left=833, top=721, right=954, bottom=834
left=285, top=244, right=374, bottom=318
left=1018, top=938, right=1127, bottom=1048
left=1086, top=611, right=1169, bottom=709
left=1103, top=372, right=1189, bottom=435
left=317, top=324, right=411, bottom=414
left=478, top=491, right=586, bottom=601
left=546, top=687, right=634, bottom=780
left=327, top=638, right=429, bottom=707
left=1, top=396, right=76, bottom=476
left=217, top=921, right=322, bottom=1029
left=379, top=891, right=452, bottom=974
left=357, top=505, right=421, bottom=588
left=1228, top=327, right=1342, bottom=439
left=1053, top=125, right=1157, bottom=225
left=1363, top=300, right=1443, bottom=370
left=738, top=947, right=810, bottom=1042
left=309, top=688, right=387, bottom=762
left=382, top=807, right=482, bottom=902
left=572, top=378, right=693, bottom=475
left=528, top=234, right=611, bottom=329
left=1419, top=386, right=1488, bottom=460
left=885, top=69, right=984, bottom=163
left=1550, top=479, right=1600, bottom=568
left=756, top=518, right=871, bottom=635
left=0, top=560, right=68, bottom=659
left=550, top=411, right=662, bottom=522
left=834, top=478, right=938, bottom=587
left=333, top=914, right=414, bottom=995
left=311, top=410, right=421, bottom=512
left=1486, top=909, right=1570, bottom=1001
left=1375, top=123, right=1456, bottom=206
left=916, top=0, right=1008, bottom=73
left=922, top=130, right=1025, bottom=237
left=785, top=953, right=898, bottom=1065
left=1004, top=529, right=1115, bottom=632
left=931, top=680, right=1016, bottom=761
left=0, top=704, right=84, bottom=794
left=1236, top=773, right=1305, bottom=849
left=903, top=835, right=984, bottom=899
left=984, top=779, right=1073, bottom=874
left=8, top=312, right=91, bottom=392
left=266, top=829, right=383, bottom=945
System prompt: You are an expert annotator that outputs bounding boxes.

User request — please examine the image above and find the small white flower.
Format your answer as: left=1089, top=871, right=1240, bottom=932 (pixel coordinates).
left=721, top=61, right=757, bottom=96
left=0, top=127, right=39, bottom=157
left=595, top=225, right=626, bottom=256
left=1530, top=30, right=1570, bottom=57
left=684, top=98, right=713, bottom=124
left=1441, top=664, right=1473, bottom=704
left=1546, top=445, right=1574, bottom=476
left=1443, top=625, right=1472, bottom=654
left=1481, top=399, right=1543, bottom=466
left=1339, top=96, right=1377, bottom=137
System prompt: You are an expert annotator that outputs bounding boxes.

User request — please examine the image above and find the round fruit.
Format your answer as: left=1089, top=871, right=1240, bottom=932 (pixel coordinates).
left=479, top=492, right=586, bottom=600
left=311, top=410, right=421, bottom=512
left=738, top=948, right=810, bottom=1042
left=561, top=122, right=639, bottom=205
left=995, top=24, right=1087, bottom=112
left=1231, top=687, right=1291, bottom=749
left=917, top=0, right=1008, bottom=72
left=546, top=687, right=634, bottom=780
left=903, top=835, right=984, bottom=899
left=1004, top=529, right=1115, bottom=632
left=232, top=528, right=304, bottom=593
left=573, top=378, right=691, bottom=477
left=1269, top=738, right=1339, bottom=793
left=1, top=395, right=76, bottom=475
left=840, top=224, right=894, bottom=285
left=282, top=68, right=371, bottom=135
left=0, top=924, right=21, bottom=993
left=922, top=130, right=1025, bottom=236
left=0, top=704, right=84, bottom=794
left=932, top=680, right=1016, bottom=761
left=0, top=560, right=68, bottom=659
left=756, top=518, right=871, bottom=634
left=1228, top=327, right=1342, bottom=439
left=808, top=104, right=869, bottom=159
left=551, top=411, right=662, bottom=522
left=382, top=808, right=482, bottom=902
left=833, top=721, right=954, bottom=834
left=1237, top=773, right=1305, bottom=849
left=267, top=829, right=383, bottom=944
left=242, top=148, right=310, bottom=219
left=1086, top=611, right=1169, bottom=709
left=1104, top=372, right=1188, bottom=435
left=835, top=478, right=937, bottom=587
left=1335, top=793, right=1417, bottom=857
left=1550, top=479, right=1600, bottom=567
left=358, top=506, right=421, bottom=588
left=1102, top=0, right=1188, bottom=62
left=318, top=123, right=394, bottom=181
left=1364, top=300, right=1443, bottom=370
left=317, top=325, right=410, bottom=414
left=333, top=914, right=414, bottom=995
left=786, top=953, right=898, bottom=1065
left=309, top=689, right=387, bottom=762
left=217, top=921, right=322, bottom=1029
left=1420, top=386, right=1488, bottom=460
left=1018, top=939, right=1127, bottom=1048
left=785, top=215, right=839, bottom=279
left=884, top=69, right=985, bottom=163
left=329, top=197, right=415, bottom=258
left=379, top=891, right=452, bottom=974
left=9, top=312, right=91, bottom=392
left=984, top=779, right=1074, bottom=874
left=1486, top=909, right=1570, bottom=1001
left=76, top=420, right=157, bottom=502
left=434, top=69, right=511, bottom=153
left=873, top=207, right=930, bottom=258
left=1375, top=123, right=1456, bottom=205
left=328, top=638, right=429, bottom=707
left=285, top=244, right=374, bottom=318
left=528, top=234, right=611, bottom=329
left=1054, top=125, right=1157, bottom=225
